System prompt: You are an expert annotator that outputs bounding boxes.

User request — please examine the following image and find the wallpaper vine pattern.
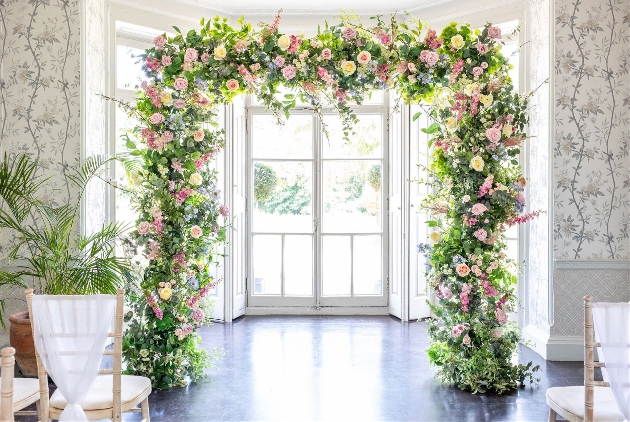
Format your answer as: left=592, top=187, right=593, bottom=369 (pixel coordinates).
left=554, top=0, right=630, bottom=259
left=0, top=0, right=81, bottom=258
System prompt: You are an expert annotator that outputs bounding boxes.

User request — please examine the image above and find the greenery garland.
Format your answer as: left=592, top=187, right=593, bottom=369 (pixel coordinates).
left=120, top=11, right=540, bottom=391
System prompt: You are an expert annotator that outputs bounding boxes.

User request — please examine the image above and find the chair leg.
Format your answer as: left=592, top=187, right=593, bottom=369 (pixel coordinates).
left=141, top=396, right=150, bottom=422
left=549, top=407, right=557, bottom=422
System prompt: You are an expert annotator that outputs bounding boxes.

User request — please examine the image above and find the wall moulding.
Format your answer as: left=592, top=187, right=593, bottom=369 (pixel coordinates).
left=554, top=260, right=630, bottom=271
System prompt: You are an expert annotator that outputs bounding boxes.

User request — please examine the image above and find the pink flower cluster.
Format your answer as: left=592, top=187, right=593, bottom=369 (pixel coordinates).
left=172, top=251, right=188, bottom=273
left=141, top=82, right=162, bottom=109
left=145, top=57, right=162, bottom=73
left=374, top=28, right=392, bottom=45
left=237, top=64, right=259, bottom=86
left=478, top=175, right=494, bottom=198
left=451, top=324, right=465, bottom=337
left=173, top=187, right=194, bottom=206
left=187, top=281, right=215, bottom=308
left=495, top=308, right=507, bottom=324
left=268, top=13, right=281, bottom=32
left=449, top=58, right=464, bottom=84
left=195, top=153, right=214, bottom=170
left=152, top=209, right=164, bottom=234
left=336, top=88, right=347, bottom=102
left=424, top=29, right=443, bottom=49
left=148, top=240, right=161, bottom=260
left=282, top=65, right=297, bottom=80
left=460, top=283, right=472, bottom=312
left=451, top=92, right=468, bottom=121
left=154, top=35, right=166, bottom=50
left=471, top=203, right=488, bottom=216
left=482, top=280, right=499, bottom=297
left=462, top=214, right=477, bottom=226
left=473, top=228, right=487, bottom=241
left=287, top=35, right=302, bottom=53
left=175, top=324, right=194, bottom=341
left=219, top=204, right=230, bottom=217
left=502, top=211, right=542, bottom=228
left=317, top=66, right=334, bottom=87
left=146, top=294, right=163, bottom=320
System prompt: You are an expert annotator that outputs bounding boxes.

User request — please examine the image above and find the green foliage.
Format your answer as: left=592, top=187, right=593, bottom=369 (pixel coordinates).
left=0, top=154, right=134, bottom=328
left=121, top=12, right=539, bottom=392
left=367, top=164, right=381, bottom=191
left=253, top=162, right=278, bottom=203
left=258, top=175, right=311, bottom=215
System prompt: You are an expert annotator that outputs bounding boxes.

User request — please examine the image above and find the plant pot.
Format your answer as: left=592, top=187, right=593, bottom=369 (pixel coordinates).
left=9, top=311, right=38, bottom=377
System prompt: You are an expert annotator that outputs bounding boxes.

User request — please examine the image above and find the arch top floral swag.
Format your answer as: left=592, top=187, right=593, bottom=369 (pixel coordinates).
left=120, top=10, right=540, bottom=392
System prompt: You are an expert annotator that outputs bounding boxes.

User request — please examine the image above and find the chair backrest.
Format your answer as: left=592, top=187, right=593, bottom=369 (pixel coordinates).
left=26, top=288, right=124, bottom=420
left=0, top=347, right=15, bottom=422
left=584, top=295, right=608, bottom=422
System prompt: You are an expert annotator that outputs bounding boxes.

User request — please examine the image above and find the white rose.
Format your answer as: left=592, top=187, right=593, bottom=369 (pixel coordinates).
left=451, top=34, right=465, bottom=50
left=189, top=173, right=203, bottom=185
left=479, top=94, right=493, bottom=107
left=341, top=60, right=357, bottom=76
left=213, top=46, right=227, bottom=60
left=277, top=35, right=291, bottom=51
left=503, top=124, right=514, bottom=137
left=470, top=156, right=485, bottom=172
left=429, top=232, right=443, bottom=243
left=445, top=117, right=458, bottom=131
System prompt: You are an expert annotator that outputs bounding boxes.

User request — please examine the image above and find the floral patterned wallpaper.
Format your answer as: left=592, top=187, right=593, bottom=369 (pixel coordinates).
left=553, top=0, right=630, bottom=259
left=0, top=0, right=82, bottom=258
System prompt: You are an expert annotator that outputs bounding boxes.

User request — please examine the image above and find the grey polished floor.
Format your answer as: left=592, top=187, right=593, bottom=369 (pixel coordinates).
left=20, top=316, right=584, bottom=421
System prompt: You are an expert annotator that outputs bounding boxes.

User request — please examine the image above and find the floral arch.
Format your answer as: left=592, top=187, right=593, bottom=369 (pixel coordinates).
left=119, top=12, right=540, bottom=392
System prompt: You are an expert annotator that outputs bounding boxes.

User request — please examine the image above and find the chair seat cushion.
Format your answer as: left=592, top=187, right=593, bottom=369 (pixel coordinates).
left=546, top=386, right=625, bottom=422
left=12, top=378, right=40, bottom=410
left=50, top=375, right=151, bottom=411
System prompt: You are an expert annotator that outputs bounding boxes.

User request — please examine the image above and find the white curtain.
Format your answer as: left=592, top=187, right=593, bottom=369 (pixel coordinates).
left=31, top=295, right=116, bottom=421
left=592, top=302, right=630, bottom=421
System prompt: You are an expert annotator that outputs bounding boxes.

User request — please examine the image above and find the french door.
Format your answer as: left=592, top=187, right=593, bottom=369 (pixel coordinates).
left=247, top=103, right=388, bottom=309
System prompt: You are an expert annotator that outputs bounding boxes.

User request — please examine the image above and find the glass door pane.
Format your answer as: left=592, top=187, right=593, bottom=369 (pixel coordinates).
left=249, top=113, right=316, bottom=307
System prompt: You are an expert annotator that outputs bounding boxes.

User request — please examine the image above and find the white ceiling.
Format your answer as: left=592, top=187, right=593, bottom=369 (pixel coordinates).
left=176, top=0, right=455, bottom=15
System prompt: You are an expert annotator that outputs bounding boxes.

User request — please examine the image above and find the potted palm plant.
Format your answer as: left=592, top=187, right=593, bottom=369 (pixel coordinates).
left=0, top=153, right=134, bottom=375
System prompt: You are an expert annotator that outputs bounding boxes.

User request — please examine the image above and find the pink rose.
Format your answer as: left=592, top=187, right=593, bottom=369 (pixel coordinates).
left=282, top=65, right=297, bottom=80
left=481, top=62, right=488, bottom=69
left=341, top=27, right=356, bottom=39
left=476, top=43, right=489, bottom=54
left=190, top=225, right=202, bottom=238
left=462, top=334, right=471, bottom=345
left=451, top=324, right=464, bottom=337
left=496, top=309, right=507, bottom=324
left=274, top=55, right=286, bottom=67
left=425, top=51, right=439, bottom=67
left=149, top=113, right=164, bottom=124
left=219, top=205, right=230, bottom=216
left=462, top=195, right=471, bottom=203
left=184, top=48, right=198, bottom=63
left=137, top=221, right=151, bottom=235
left=473, top=228, right=488, bottom=241
left=153, top=35, right=166, bottom=50
left=226, top=79, right=239, bottom=91
left=174, top=77, right=188, bottom=91
left=161, top=55, right=172, bottom=66
left=473, top=66, right=483, bottom=77
left=486, top=127, right=502, bottom=143
left=471, top=203, right=488, bottom=216
left=250, top=63, right=261, bottom=71
left=200, top=53, right=210, bottom=63
left=488, top=26, right=502, bottom=39
left=407, top=62, right=417, bottom=73
left=456, top=263, right=470, bottom=277
left=161, top=131, right=173, bottom=143
left=191, top=308, right=205, bottom=322
left=194, top=129, right=204, bottom=142
left=321, top=48, right=332, bottom=60
left=174, top=99, right=186, bottom=109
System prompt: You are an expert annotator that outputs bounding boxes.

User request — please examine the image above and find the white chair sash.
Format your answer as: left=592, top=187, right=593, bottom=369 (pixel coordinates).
left=592, top=302, right=630, bottom=421
left=31, top=295, right=116, bottom=422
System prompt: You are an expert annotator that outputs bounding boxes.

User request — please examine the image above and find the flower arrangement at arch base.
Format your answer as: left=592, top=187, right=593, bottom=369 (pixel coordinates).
left=118, top=9, right=541, bottom=391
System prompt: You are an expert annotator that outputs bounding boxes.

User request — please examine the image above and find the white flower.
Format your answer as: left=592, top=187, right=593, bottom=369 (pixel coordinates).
left=213, top=46, right=227, bottom=60
left=470, top=156, right=484, bottom=172
left=479, top=94, right=493, bottom=107
left=277, top=35, right=290, bottom=51
left=189, top=173, right=203, bottom=185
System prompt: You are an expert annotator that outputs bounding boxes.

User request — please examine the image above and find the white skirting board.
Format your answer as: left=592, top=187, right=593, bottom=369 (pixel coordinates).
left=246, top=306, right=390, bottom=316
left=522, top=324, right=584, bottom=361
